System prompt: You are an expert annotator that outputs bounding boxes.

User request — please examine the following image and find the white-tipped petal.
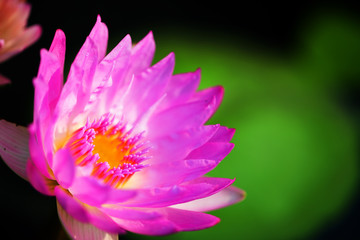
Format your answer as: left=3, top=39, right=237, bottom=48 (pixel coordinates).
left=0, top=119, right=29, bottom=180
left=172, top=186, right=245, bottom=212
left=57, top=201, right=119, bottom=240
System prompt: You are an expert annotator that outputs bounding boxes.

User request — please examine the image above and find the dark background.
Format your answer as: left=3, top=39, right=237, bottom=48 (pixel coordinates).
left=2, top=1, right=360, bottom=124
left=0, top=1, right=359, bottom=239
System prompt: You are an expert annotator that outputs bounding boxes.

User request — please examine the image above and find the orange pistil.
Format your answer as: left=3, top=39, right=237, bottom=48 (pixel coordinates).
left=67, top=114, right=149, bottom=188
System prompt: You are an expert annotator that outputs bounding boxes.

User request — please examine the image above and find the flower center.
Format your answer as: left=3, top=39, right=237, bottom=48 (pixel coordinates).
left=67, top=114, right=149, bottom=188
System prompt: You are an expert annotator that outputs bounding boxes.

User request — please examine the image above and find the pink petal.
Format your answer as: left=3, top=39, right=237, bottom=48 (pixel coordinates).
left=56, top=16, right=110, bottom=125
left=55, top=36, right=98, bottom=134
left=172, top=185, right=245, bottom=212
left=140, top=159, right=219, bottom=187
left=57, top=201, right=119, bottom=240
left=184, top=126, right=235, bottom=162
left=88, top=15, right=108, bottom=62
left=158, top=69, right=201, bottom=112
left=0, top=74, right=10, bottom=85
left=34, top=48, right=63, bottom=118
left=33, top=76, right=48, bottom=124
left=26, top=158, right=56, bottom=196
left=185, top=142, right=234, bottom=162
left=32, top=81, right=55, bottom=168
left=128, top=125, right=219, bottom=188
left=56, top=186, right=89, bottom=222
left=54, top=15, right=105, bottom=123
left=209, top=126, right=236, bottom=142
left=159, top=207, right=220, bottom=231
left=100, top=206, right=162, bottom=221
left=122, top=52, right=175, bottom=125
left=129, top=31, right=155, bottom=75
left=149, top=125, right=219, bottom=164
left=28, top=123, right=54, bottom=179
left=103, top=34, right=131, bottom=63
left=52, top=148, right=75, bottom=189
left=56, top=21, right=103, bottom=124
left=68, top=177, right=136, bottom=206
left=121, top=177, right=235, bottom=208
left=49, top=29, right=66, bottom=68
left=32, top=30, right=66, bottom=160
left=0, top=119, right=29, bottom=180
left=110, top=207, right=219, bottom=236
left=46, top=30, right=66, bottom=109
left=111, top=213, right=177, bottom=236
left=148, top=96, right=219, bottom=138
left=66, top=35, right=98, bottom=101
left=86, top=35, right=131, bottom=117
left=55, top=186, right=126, bottom=234
left=190, top=85, right=224, bottom=108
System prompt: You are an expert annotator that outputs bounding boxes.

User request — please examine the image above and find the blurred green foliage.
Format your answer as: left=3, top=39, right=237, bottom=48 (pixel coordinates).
left=117, top=13, right=359, bottom=240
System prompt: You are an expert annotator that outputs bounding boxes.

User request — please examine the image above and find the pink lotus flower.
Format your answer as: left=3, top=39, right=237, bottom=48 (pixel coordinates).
left=0, top=16, right=244, bottom=239
left=0, top=0, right=41, bottom=63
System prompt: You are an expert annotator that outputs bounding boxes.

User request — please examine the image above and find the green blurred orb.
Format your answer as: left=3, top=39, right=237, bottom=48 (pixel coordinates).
left=224, top=103, right=357, bottom=240
left=120, top=23, right=358, bottom=239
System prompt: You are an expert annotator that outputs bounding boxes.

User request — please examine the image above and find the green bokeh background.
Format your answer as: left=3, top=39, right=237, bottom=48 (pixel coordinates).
left=122, top=12, right=359, bottom=240
left=0, top=2, right=359, bottom=240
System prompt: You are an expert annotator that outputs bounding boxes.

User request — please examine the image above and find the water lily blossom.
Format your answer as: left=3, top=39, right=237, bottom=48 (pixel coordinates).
left=0, top=0, right=41, bottom=63
left=0, top=16, right=244, bottom=239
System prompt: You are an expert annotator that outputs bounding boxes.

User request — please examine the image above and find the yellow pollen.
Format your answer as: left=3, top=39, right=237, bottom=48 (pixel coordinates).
left=66, top=114, right=149, bottom=188
left=92, top=128, right=133, bottom=168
